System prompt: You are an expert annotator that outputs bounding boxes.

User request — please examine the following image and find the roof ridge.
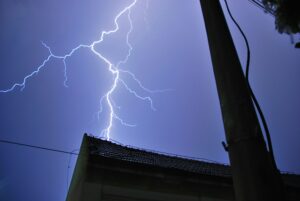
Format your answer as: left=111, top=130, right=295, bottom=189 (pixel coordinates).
left=87, top=134, right=229, bottom=167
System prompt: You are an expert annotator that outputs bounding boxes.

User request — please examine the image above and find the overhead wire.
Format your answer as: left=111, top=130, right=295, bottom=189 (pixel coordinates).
left=247, top=0, right=275, bottom=16
left=0, top=139, right=78, bottom=155
left=0, top=139, right=79, bottom=194
left=223, top=0, right=277, bottom=169
left=0, top=135, right=228, bottom=165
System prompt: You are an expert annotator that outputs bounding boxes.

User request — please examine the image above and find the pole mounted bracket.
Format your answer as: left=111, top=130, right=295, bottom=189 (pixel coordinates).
left=222, top=141, right=229, bottom=152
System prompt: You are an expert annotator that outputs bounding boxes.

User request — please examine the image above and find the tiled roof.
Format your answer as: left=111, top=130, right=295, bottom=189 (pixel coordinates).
left=86, top=135, right=232, bottom=178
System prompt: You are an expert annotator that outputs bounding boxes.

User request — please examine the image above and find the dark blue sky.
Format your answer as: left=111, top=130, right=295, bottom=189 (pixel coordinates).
left=0, top=0, right=299, bottom=200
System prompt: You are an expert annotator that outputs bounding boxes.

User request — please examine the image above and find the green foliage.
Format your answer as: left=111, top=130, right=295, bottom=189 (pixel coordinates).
left=263, top=0, right=300, bottom=34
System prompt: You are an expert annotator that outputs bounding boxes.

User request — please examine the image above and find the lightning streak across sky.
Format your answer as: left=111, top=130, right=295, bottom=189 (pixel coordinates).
left=0, top=0, right=170, bottom=141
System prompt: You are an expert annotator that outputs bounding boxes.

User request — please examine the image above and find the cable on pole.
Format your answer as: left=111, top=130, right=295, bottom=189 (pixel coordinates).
left=223, top=0, right=277, bottom=169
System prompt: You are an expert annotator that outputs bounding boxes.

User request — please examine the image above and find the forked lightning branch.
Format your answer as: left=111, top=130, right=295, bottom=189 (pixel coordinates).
left=0, top=0, right=169, bottom=140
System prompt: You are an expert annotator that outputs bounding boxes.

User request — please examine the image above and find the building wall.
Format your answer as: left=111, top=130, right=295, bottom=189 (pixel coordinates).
left=76, top=182, right=232, bottom=201
left=67, top=158, right=234, bottom=201
left=67, top=136, right=300, bottom=201
left=66, top=136, right=234, bottom=201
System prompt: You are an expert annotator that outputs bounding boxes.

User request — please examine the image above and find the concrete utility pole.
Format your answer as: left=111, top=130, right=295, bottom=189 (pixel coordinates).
left=198, top=1, right=285, bottom=201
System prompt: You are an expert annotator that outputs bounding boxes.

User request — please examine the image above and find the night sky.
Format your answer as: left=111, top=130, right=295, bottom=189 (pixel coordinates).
left=0, top=0, right=299, bottom=200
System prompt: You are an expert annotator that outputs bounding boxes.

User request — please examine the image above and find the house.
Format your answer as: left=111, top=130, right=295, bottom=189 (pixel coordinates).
left=66, top=134, right=300, bottom=201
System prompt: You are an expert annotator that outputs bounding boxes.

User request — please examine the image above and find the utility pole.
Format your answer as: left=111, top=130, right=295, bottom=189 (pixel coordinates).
left=198, top=1, right=285, bottom=200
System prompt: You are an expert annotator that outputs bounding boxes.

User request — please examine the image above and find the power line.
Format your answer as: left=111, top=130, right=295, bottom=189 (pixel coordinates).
left=0, top=139, right=78, bottom=155
left=0, top=139, right=79, bottom=196
left=248, top=0, right=275, bottom=16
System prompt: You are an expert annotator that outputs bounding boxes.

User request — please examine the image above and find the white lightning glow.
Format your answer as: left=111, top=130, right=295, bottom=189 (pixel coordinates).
left=0, top=0, right=169, bottom=141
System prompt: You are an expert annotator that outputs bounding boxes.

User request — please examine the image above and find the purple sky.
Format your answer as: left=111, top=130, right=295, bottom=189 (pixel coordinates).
left=0, top=0, right=299, bottom=200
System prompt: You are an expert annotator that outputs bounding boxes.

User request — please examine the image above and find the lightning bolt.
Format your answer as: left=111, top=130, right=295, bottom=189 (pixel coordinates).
left=0, top=0, right=171, bottom=141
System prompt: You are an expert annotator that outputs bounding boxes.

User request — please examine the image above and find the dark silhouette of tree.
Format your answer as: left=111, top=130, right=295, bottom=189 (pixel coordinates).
left=262, top=0, right=300, bottom=34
